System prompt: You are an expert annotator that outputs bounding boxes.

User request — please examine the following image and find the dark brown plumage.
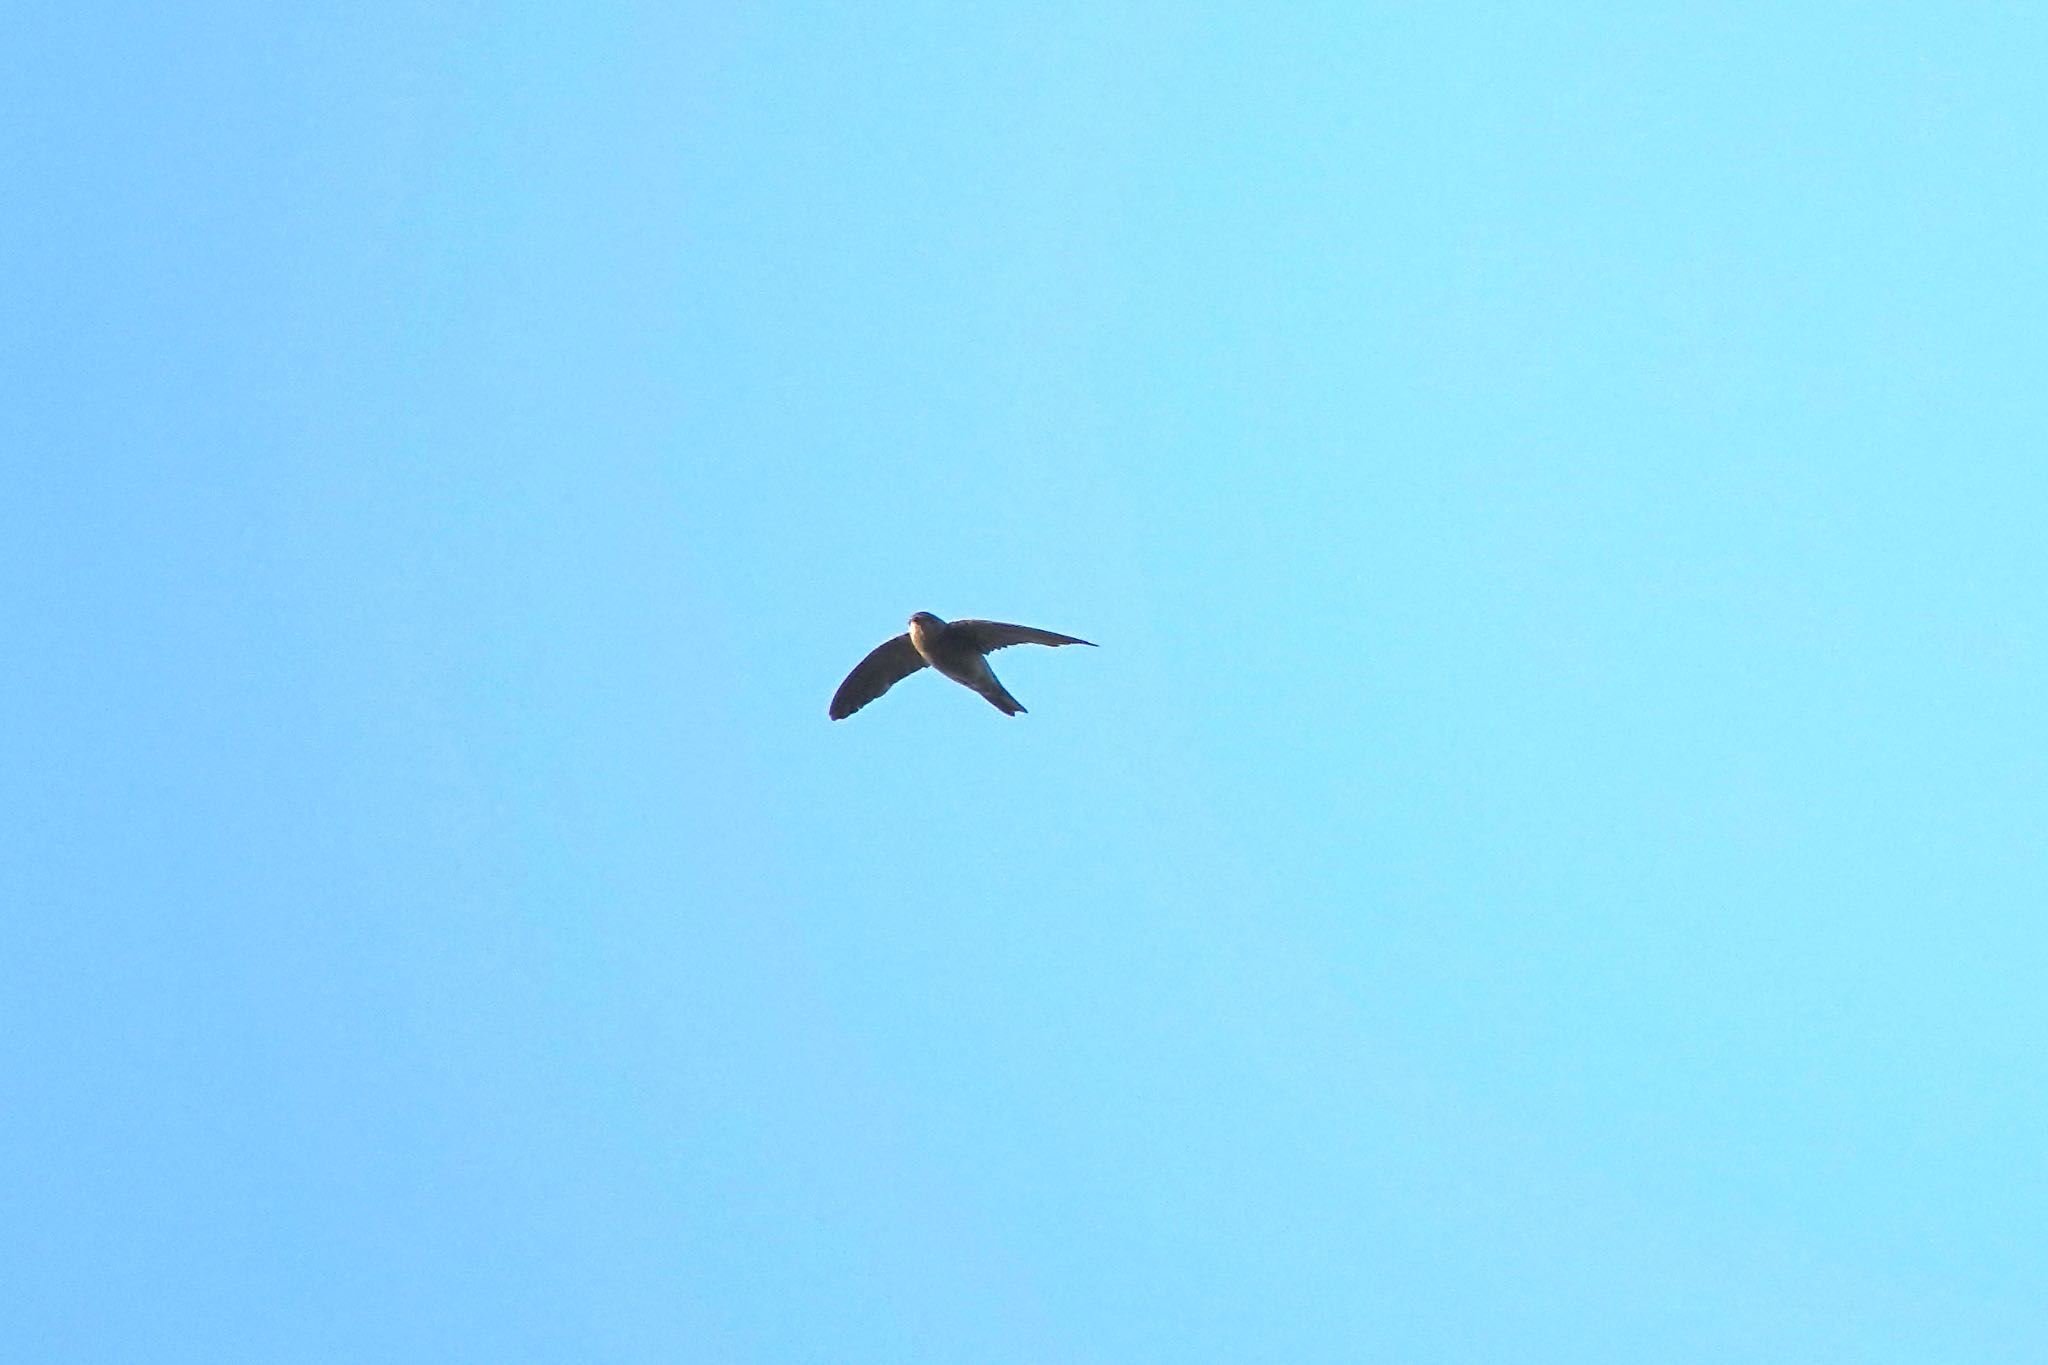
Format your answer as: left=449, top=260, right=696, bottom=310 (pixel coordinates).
left=829, top=612, right=1095, bottom=719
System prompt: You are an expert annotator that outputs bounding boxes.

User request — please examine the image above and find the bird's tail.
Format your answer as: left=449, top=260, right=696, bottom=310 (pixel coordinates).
left=977, top=678, right=1027, bottom=716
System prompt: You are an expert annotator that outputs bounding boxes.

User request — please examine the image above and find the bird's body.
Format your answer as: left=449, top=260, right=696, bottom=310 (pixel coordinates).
left=830, top=612, right=1094, bottom=719
left=908, top=612, right=1025, bottom=714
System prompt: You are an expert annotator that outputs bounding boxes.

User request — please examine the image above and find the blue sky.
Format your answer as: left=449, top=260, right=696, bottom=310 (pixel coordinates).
left=6, top=4, right=2046, bottom=1361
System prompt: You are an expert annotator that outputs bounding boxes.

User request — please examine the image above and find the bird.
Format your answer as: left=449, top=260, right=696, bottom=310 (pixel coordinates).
left=830, top=612, right=1095, bottom=719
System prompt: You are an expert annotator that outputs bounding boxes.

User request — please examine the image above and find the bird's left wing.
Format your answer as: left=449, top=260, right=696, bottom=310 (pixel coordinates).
left=949, top=620, right=1096, bottom=652
left=829, top=633, right=927, bottom=719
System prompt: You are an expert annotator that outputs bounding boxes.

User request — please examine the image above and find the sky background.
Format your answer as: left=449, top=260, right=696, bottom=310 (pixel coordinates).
left=6, top=3, right=2047, bottom=1361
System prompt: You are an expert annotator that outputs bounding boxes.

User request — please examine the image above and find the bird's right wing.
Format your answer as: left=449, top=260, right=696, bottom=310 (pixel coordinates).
left=829, top=634, right=927, bottom=719
left=949, top=620, right=1096, bottom=652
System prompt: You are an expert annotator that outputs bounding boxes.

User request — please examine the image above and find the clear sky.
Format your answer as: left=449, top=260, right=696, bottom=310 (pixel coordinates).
left=6, top=4, right=2046, bottom=1361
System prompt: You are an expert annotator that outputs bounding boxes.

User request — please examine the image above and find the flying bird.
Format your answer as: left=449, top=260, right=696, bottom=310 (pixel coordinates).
left=830, top=612, right=1095, bottom=719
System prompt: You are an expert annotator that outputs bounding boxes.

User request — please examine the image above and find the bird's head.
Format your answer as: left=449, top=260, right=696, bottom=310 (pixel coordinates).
left=909, top=611, right=945, bottom=629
